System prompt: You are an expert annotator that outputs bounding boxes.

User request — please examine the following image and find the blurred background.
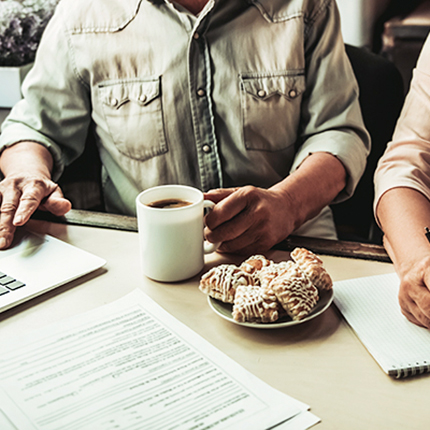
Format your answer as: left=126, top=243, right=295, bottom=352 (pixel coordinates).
left=337, top=0, right=429, bottom=92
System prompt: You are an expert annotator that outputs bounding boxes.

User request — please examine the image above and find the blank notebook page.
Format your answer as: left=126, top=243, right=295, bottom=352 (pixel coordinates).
left=334, top=272, right=430, bottom=378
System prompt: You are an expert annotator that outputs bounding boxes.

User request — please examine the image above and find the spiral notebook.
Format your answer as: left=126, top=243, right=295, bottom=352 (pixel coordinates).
left=334, top=272, right=430, bottom=378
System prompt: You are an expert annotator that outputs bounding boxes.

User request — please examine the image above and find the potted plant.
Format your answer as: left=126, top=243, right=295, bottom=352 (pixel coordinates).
left=0, top=0, right=59, bottom=107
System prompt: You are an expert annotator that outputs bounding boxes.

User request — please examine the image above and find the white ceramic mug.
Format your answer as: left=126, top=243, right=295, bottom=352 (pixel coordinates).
left=136, top=185, right=219, bottom=282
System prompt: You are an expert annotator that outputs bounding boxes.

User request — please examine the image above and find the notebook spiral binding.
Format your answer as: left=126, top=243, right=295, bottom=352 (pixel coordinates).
left=393, top=364, right=430, bottom=378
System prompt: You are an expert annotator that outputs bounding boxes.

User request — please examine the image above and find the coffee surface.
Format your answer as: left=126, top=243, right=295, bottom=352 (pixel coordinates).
left=146, top=198, right=193, bottom=209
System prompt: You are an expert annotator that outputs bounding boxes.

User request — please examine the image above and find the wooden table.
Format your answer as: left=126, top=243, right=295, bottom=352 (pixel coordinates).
left=1, top=215, right=429, bottom=430
left=33, top=208, right=392, bottom=263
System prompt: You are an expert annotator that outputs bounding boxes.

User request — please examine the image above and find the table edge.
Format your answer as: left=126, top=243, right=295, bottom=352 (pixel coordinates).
left=32, top=209, right=391, bottom=263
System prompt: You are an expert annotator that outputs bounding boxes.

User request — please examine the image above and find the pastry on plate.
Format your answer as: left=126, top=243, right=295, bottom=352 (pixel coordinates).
left=239, top=255, right=273, bottom=285
left=258, top=260, right=293, bottom=289
left=240, top=254, right=272, bottom=274
left=270, top=262, right=319, bottom=321
left=232, top=284, right=283, bottom=323
left=290, top=247, right=333, bottom=291
left=199, top=264, right=254, bottom=303
left=200, top=248, right=331, bottom=324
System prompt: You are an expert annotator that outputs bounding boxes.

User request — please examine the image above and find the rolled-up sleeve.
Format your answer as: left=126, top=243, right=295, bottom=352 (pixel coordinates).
left=292, top=0, right=370, bottom=203
left=0, top=3, right=91, bottom=181
left=374, top=35, right=430, bottom=220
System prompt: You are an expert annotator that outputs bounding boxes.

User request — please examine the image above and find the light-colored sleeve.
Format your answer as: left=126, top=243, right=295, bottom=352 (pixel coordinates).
left=291, top=0, right=370, bottom=203
left=374, top=34, right=430, bottom=221
left=0, top=2, right=91, bottom=181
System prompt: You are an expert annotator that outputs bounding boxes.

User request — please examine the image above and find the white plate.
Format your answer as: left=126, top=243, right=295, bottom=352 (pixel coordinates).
left=208, top=288, right=334, bottom=329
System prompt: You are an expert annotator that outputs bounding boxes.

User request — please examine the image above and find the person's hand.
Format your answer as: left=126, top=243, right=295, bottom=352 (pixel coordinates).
left=0, top=174, right=71, bottom=249
left=203, top=153, right=346, bottom=255
left=203, top=186, right=294, bottom=254
left=397, top=255, right=430, bottom=329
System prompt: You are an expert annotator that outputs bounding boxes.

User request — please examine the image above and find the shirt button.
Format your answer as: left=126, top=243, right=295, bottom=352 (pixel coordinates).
left=197, top=88, right=205, bottom=97
left=289, top=89, right=297, bottom=98
left=193, top=33, right=200, bottom=40
left=138, top=95, right=147, bottom=103
left=257, top=89, right=266, bottom=98
left=202, top=144, right=211, bottom=153
left=110, top=97, right=118, bottom=107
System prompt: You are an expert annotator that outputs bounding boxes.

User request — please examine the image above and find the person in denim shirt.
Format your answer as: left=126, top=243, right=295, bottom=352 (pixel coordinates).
left=0, top=0, right=369, bottom=254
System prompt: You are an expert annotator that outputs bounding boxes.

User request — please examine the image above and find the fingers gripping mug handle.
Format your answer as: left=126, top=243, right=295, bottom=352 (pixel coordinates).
left=203, top=200, right=220, bottom=254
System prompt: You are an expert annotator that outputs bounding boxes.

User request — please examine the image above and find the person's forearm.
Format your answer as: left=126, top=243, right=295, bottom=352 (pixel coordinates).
left=270, top=152, right=347, bottom=231
left=0, top=141, right=53, bottom=179
left=376, top=187, right=430, bottom=273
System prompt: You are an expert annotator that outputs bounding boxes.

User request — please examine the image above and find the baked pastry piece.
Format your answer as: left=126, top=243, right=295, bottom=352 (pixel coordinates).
left=270, top=262, right=319, bottom=320
left=258, top=261, right=293, bottom=289
left=199, top=264, right=254, bottom=303
left=240, top=255, right=272, bottom=274
left=232, top=284, right=282, bottom=323
left=290, top=247, right=333, bottom=291
left=239, top=255, right=272, bottom=285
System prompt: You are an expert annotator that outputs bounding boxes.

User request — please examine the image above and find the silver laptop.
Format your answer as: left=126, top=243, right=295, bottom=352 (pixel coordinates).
left=0, top=227, right=106, bottom=314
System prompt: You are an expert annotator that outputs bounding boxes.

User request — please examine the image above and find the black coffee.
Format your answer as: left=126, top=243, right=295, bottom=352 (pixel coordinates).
left=146, top=198, right=193, bottom=209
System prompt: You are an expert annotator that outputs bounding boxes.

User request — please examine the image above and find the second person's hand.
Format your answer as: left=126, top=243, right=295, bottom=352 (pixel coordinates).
left=395, top=253, right=430, bottom=329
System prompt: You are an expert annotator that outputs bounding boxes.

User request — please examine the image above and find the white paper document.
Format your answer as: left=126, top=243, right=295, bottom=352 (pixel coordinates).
left=0, top=289, right=319, bottom=430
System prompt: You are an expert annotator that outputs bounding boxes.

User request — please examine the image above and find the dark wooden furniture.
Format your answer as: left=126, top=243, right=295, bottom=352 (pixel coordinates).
left=33, top=208, right=391, bottom=263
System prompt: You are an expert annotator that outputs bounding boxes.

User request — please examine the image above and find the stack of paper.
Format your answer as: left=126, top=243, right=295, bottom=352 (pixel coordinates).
left=0, top=290, right=319, bottom=429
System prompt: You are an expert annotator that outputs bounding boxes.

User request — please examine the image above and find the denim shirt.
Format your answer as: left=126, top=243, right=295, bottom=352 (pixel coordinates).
left=0, top=0, right=369, bottom=230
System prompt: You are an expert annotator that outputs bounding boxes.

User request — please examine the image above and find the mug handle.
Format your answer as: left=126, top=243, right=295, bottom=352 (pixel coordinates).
left=203, top=200, right=221, bottom=254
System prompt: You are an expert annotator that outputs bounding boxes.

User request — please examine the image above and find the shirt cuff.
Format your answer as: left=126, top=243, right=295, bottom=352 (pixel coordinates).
left=291, top=130, right=369, bottom=203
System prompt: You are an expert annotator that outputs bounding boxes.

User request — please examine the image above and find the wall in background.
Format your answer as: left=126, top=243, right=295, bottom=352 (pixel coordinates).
left=336, top=0, right=392, bottom=47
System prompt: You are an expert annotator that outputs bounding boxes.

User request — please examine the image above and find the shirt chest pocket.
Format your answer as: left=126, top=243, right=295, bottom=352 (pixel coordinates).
left=99, top=78, right=167, bottom=161
left=240, top=73, right=305, bottom=151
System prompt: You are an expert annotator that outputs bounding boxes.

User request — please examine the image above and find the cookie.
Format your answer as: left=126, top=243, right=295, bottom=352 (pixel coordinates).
left=290, top=247, right=333, bottom=291
left=258, top=260, right=293, bottom=289
left=199, top=264, right=254, bottom=303
left=239, top=255, right=273, bottom=285
left=232, top=284, right=282, bottom=323
left=240, top=255, right=272, bottom=274
left=270, top=262, right=319, bottom=320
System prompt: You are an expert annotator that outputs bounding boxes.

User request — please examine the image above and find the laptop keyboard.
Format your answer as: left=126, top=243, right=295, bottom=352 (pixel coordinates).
left=0, top=272, right=25, bottom=295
